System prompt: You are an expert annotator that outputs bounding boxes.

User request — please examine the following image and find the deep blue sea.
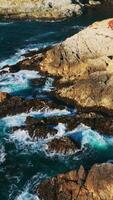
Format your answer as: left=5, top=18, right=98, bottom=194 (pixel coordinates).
left=0, top=9, right=113, bottom=200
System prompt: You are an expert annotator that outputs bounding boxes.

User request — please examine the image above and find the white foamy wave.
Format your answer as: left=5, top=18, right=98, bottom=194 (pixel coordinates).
left=54, top=123, right=66, bottom=137
left=67, top=123, right=113, bottom=150
left=15, top=191, right=40, bottom=200
left=15, top=172, right=48, bottom=200
left=10, top=130, right=32, bottom=143
left=0, top=146, right=6, bottom=164
left=31, top=108, right=72, bottom=118
left=9, top=129, right=38, bottom=151
left=0, top=49, right=26, bottom=69
left=25, top=41, right=56, bottom=52
left=0, top=113, right=28, bottom=128
left=0, top=70, right=40, bottom=93
left=43, top=77, right=54, bottom=92
left=0, top=22, right=14, bottom=26
left=1, top=108, right=71, bottom=130
left=0, top=45, right=39, bottom=69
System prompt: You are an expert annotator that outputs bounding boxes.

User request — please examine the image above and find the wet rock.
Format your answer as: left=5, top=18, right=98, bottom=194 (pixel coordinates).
left=37, top=163, right=113, bottom=200
left=0, top=92, right=10, bottom=104
left=0, top=0, right=83, bottom=20
left=75, top=112, right=113, bottom=135
left=5, top=54, right=43, bottom=73
left=47, top=136, right=80, bottom=155
left=22, top=116, right=57, bottom=139
left=12, top=115, right=80, bottom=155
left=0, top=96, right=65, bottom=117
left=25, top=115, right=78, bottom=129
left=29, top=77, right=46, bottom=88
left=26, top=111, right=113, bottom=136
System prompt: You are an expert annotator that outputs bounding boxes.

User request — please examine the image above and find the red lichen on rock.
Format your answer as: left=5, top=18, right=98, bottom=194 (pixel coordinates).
left=108, top=20, right=113, bottom=30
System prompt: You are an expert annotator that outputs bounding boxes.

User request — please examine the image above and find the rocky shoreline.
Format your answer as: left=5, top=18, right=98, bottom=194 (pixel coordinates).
left=0, top=1, right=113, bottom=200
left=37, top=163, right=113, bottom=200
left=0, top=0, right=113, bottom=20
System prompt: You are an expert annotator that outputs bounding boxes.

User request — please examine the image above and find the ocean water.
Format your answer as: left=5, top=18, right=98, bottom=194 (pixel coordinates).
left=0, top=9, right=113, bottom=200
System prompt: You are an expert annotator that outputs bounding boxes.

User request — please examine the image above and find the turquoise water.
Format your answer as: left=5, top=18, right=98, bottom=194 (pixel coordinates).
left=0, top=10, right=113, bottom=200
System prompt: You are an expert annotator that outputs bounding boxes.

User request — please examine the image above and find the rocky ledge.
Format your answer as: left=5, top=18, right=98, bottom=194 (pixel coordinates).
left=35, top=18, right=113, bottom=115
left=10, top=18, right=113, bottom=135
left=37, top=163, right=113, bottom=200
left=0, top=0, right=113, bottom=20
left=0, top=0, right=83, bottom=20
left=2, top=18, right=113, bottom=136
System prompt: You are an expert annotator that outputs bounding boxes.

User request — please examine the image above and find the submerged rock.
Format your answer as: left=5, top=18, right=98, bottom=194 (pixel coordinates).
left=37, top=163, right=113, bottom=200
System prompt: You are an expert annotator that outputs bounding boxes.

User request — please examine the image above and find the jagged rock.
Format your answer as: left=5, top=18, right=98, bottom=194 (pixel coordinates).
left=25, top=116, right=80, bottom=154
left=34, top=111, right=113, bottom=135
left=0, top=0, right=83, bottom=20
left=12, top=115, right=80, bottom=155
left=0, top=96, right=65, bottom=117
left=37, top=163, right=113, bottom=200
left=47, top=136, right=80, bottom=155
left=37, top=18, right=113, bottom=115
left=0, top=92, right=10, bottom=104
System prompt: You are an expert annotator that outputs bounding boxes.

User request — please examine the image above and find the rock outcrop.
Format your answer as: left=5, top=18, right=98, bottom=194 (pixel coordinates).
left=12, top=115, right=80, bottom=155
left=0, top=95, right=65, bottom=117
left=37, top=18, right=113, bottom=115
left=37, top=163, right=113, bottom=200
left=0, top=0, right=83, bottom=20
left=1, top=0, right=112, bottom=20
left=0, top=92, right=10, bottom=104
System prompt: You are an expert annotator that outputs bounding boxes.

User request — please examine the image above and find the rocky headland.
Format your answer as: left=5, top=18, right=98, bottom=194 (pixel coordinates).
left=0, top=1, right=113, bottom=200
left=6, top=17, right=113, bottom=199
left=37, top=163, right=113, bottom=200
left=0, top=0, right=113, bottom=20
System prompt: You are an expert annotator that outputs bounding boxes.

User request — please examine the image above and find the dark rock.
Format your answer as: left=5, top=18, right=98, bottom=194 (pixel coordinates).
left=0, top=96, right=65, bottom=118
left=47, top=136, right=80, bottom=155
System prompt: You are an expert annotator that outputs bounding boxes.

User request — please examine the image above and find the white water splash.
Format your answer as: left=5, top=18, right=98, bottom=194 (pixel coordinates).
left=0, top=146, right=6, bottom=164
left=43, top=77, right=54, bottom=91
left=10, top=130, right=32, bottom=143
left=15, top=191, right=40, bottom=200
left=0, top=70, right=40, bottom=93
left=0, top=22, right=14, bottom=26
left=0, top=113, right=28, bottom=128
left=0, top=108, right=72, bottom=130
left=32, top=108, right=72, bottom=118
left=55, top=123, right=66, bottom=137
left=67, top=124, right=113, bottom=150
left=0, top=49, right=26, bottom=69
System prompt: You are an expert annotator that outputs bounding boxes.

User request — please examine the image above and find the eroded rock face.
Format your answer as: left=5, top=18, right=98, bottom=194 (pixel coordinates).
left=47, top=136, right=80, bottom=155
left=0, top=92, right=10, bottom=104
left=0, top=96, right=65, bottom=117
left=37, top=163, right=113, bottom=200
left=0, top=0, right=83, bottom=20
left=38, top=18, right=113, bottom=114
left=25, top=116, right=81, bottom=154
left=12, top=115, right=80, bottom=155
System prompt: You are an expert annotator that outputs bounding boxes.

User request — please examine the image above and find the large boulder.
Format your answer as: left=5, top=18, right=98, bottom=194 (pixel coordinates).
left=37, top=163, right=113, bottom=200
left=38, top=18, right=113, bottom=114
